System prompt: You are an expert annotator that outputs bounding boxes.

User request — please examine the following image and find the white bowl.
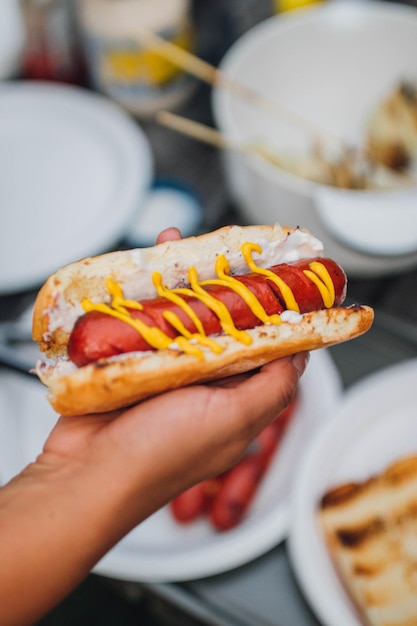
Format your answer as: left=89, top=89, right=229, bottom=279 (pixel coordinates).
left=212, top=1, right=417, bottom=277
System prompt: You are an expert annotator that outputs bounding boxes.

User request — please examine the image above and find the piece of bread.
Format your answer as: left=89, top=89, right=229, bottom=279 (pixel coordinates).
left=319, top=454, right=417, bottom=626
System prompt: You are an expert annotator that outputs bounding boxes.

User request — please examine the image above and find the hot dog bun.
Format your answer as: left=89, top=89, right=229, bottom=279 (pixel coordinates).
left=32, top=224, right=374, bottom=415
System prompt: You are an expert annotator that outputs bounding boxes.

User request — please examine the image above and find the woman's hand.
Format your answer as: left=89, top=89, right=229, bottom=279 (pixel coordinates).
left=44, top=350, right=308, bottom=523
left=43, top=227, right=309, bottom=521
left=0, top=227, right=309, bottom=626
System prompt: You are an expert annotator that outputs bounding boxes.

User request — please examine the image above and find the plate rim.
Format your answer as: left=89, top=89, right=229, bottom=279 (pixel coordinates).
left=92, top=349, right=342, bottom=582
left=288, top=356, right=417, bottom=626
left=0, top=81, right=153, bottom=294
left=314, top=186, right=417, bottom=258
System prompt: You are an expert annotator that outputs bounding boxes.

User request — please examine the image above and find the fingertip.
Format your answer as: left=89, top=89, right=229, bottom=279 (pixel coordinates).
left=291, top=351, right=310, bottom=378
left=262, top=351, right=309, bottom=380
left=156, top=227, right=182, bottom=245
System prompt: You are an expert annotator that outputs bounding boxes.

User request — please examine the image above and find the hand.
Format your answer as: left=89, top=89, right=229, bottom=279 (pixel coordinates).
left=44, top=350, right=308, bottom=516
left=42, top=227, right=309, bottom=523
left=0, top=227, right=309, bottom=626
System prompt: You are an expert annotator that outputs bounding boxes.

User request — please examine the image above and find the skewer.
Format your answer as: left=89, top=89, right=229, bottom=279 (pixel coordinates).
left=157, top=110, right=417, bottom=189
left=137, top=28, right=337, bottom=148
left=142, top=29, right=417, bottom=186
left=156, top=110, right=281, bottom=166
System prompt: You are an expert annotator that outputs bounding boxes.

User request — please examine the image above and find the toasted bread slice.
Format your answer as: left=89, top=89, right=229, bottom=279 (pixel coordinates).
left=319, top=455, right=417, bottom=626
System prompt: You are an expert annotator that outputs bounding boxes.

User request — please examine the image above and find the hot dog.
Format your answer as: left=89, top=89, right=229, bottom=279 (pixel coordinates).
left=67, top=256, right=346, bottom=367
left=170, top=397, right=296, bottom=529
left=170, top=477, right=224, bottom=524
left=32, top=224, right=374, bottom=416
left=209, top=405, right=294, bottom=531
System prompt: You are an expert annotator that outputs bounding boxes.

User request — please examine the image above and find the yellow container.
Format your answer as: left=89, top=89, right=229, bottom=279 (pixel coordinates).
left=275, top=0, right=325, bottom=13
left=78, top=0, right=195, bottom=117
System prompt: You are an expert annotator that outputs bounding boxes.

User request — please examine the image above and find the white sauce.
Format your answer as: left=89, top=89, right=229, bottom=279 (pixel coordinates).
left=44, top=225, right=323, bottom=339
left=280, top=310, right=303, bottom=323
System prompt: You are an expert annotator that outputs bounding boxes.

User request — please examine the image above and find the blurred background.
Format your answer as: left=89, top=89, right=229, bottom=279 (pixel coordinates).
left=1, top=0, right=417, bottom=624
left=2, top=0, right=417, bottom=323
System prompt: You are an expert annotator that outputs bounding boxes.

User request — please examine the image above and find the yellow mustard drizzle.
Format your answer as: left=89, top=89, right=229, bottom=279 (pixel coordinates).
left=303, top=261, right=335, bottom=308
left=173, top=266, right=253, bottom=345
left=107, top=278, right=145, bottom=312
left=163, top=310, right=223, bottom=355
left=81, top=245, right=336, bottom=360
left=152, top=271, right=205, bottom=335
left=241, top=243, right=335, bottom=311
left=200, top=255, right=282, bottom=326
left=153, top=272, right=224, bottom=355
left=82, top=279, right=200, bottom=357
left=241, top=243, right=301, bottom=313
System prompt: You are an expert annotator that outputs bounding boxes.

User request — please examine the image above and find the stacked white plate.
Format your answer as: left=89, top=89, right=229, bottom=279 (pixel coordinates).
left=0, top=81, right=153, bottom=294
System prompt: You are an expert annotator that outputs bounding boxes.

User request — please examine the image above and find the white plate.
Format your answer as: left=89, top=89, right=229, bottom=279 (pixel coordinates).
left=0, top=349, right=341, bottom=583
left=95, top=349, right=341, bottom=582
left=314, top=186, right=417, bottom=258
left=288, top=357, right=417, bottom=626
left=0, top=81, right=153, bottom=294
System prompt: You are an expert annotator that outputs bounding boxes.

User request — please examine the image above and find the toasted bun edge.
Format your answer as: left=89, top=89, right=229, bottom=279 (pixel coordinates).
left=38, top=305, right=374, bottom=416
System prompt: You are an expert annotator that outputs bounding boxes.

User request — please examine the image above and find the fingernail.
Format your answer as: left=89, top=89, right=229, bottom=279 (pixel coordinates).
left=292, top=351, right=310, bottom=376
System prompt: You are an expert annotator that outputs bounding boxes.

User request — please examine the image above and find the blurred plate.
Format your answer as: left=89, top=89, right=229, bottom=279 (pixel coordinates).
left=0, top=349, right=341, bottom=582
left=288, top=357, right=417, bottom=626
left=95, top=349, right=341, bottom=582
left=314, top=186, right=417, bottom=257
left=0, top=81, right=153, bottom=294
left=125, top=180, right=203, bottom=248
